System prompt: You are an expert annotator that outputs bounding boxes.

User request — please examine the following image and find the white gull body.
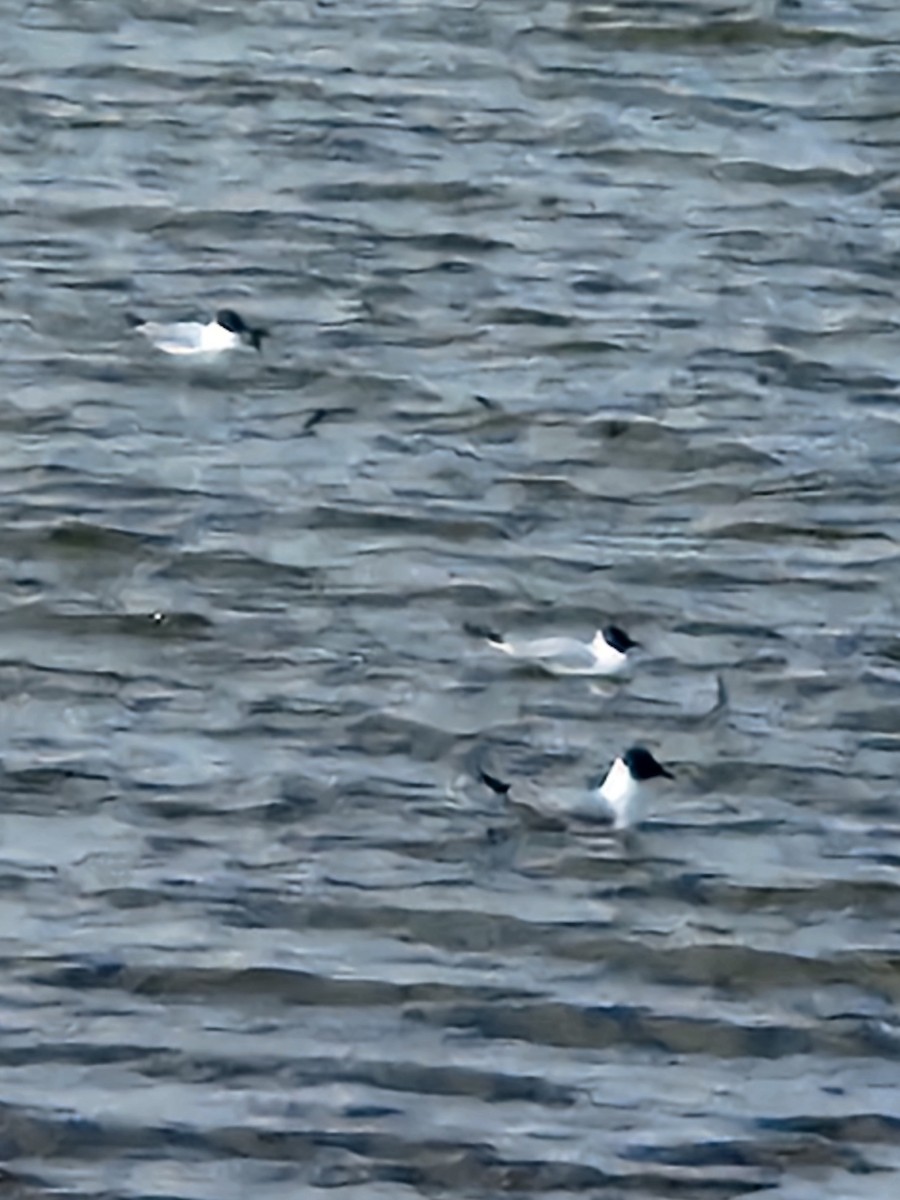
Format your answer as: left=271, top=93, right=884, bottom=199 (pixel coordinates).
left=480, top=745, right=674, bottom=832
left=128, top=308, right=267, bottom=358
left=469, top=623, right=639, bottom=677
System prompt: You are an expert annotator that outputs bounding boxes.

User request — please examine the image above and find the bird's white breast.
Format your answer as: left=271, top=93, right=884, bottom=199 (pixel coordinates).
left=590, top=632, right=628, bottom=675
left=200, top=321, right=240, bottom=353
left=598, top=756, right=642, bottom=829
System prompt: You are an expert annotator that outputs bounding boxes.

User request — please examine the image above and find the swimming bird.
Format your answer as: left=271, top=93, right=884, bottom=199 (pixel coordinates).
left=127, top=308, right=268, bottom=356
left=480, top=744, right=674, bottom=831
left=465, top=621, right=639, bottom=677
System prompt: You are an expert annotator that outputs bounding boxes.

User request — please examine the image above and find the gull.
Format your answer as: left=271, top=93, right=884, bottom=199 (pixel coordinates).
left=480, top=744, right=674, bottom=831
left=127, top=307, right=268, bottom=357
left=465, top=620, right=639, bottom=677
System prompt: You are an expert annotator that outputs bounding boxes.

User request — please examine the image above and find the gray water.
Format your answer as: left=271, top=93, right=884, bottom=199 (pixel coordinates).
left=2, top=1, right=900, bottom=1197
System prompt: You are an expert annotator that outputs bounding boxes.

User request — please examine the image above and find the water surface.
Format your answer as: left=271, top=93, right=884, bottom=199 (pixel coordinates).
left=2, top=1, right=900, bottom=1197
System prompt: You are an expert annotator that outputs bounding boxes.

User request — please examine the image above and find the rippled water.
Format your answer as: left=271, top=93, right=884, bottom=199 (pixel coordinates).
left=3, top=0, right=900, bottom=1197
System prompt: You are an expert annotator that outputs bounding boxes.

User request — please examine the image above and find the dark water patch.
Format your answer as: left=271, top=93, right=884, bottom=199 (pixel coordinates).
left=758, top=1111, right=900, bottom=1145
left=483, top=306, right=573, bottom=329
left=307, top=181, right=501, bottom=207
left=624, top=1132, right=876, bottom=1174
left=564, top=13, right=875, bottom=51
left=543, top=335, right=630, bottom=356
left=35, top=960, right=533, bottom=1011
left=704, top=520, right=893, bottom=545
left=555, top=939, right=900, bottom=1002
left=307, top=503, right=510, bottom=543
left=418, top=998, right=900, bottom=1060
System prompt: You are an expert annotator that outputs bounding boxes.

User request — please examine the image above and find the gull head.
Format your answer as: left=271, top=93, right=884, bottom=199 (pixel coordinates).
left=216, top=308, right=269, bottom=352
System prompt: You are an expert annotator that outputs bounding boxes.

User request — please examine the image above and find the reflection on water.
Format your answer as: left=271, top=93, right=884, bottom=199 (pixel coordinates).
left=3, top=1, right=900, bottom=1197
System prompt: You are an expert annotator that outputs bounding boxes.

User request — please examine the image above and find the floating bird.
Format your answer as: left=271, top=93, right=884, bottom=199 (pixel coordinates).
left=480, top=744, right=674, bottom=831
left=465, top=621, right=639, bottom=677
left=127, top=308, right=268, bottom=357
